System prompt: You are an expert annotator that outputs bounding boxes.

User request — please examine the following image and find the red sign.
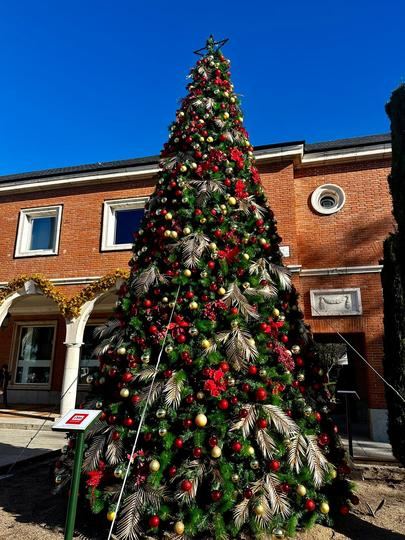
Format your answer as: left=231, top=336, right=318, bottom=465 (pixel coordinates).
left=66, top=413, right=89, bottom=425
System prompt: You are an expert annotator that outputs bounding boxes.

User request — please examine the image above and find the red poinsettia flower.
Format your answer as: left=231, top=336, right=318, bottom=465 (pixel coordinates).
left=218, top=246, right=240, bottom=263
left=235, top=179, right=249, bottom=199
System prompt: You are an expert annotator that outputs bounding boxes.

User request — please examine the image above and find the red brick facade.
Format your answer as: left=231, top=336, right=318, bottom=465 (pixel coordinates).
left=0, top=136, right=394, bottom=440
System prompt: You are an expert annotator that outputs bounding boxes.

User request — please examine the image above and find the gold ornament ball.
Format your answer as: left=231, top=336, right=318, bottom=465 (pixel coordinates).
left=209, top=242, right=217, bottom=251
left=120, top=388, right=129, bottom=398
left=254, top=503, right=265, bottom=515
left=227, top=377, right=236, bottom=386
left=296, top=484, right=307, bottom=496
left=171, top=231, right=178, bottom=239
left=218, top=287, right=226, bottom=296
left=201, top=270, right=208, bottom=278
left=189, top=326, right=199, bottom=337
left=242, top=253, right=250, bottom=260
left=149, top=459, right=160, bottom=472
left=189, top=301, right=199, bottom=310
left=55, top=474, right=63, bottom=484
left=250, top=460, right=260, bottom=469
left=165, top=344, right=174, bottom=353
left=207, top=136, right=214, bottom=143
left=259, top=369, right=267, bottom=378
left=272, top=308, right=280, bottom=317
left=297, top=373, right=305, bottom=382
left=164, top=230, right=171, bottom=238
left=320, top=502, right=330, bottom=514
left=201, top=339, right=211, bottom=349
left=107, top=511, right=116, bottom=522
left=223, top=112, right=230, bottom=119
left=231, top=473, right=239, bottom=483
left=117, top=346, right=126, bottom=356
left=196, top=391, right=205, bottom=400
left=180, top=165, right=187, bottom=173
left=272, top=528, right=285, bottom=539
left=195, top=413, right=208, bottom=427
left=330, top=469, right=337, bottom=479
left=141, top=353, right=150, bottom=364
left=183, top=227, right=191, bottom=235
left=228, top=196, right=237, bottom=206
left=183, top=269, right=192, bottom=277
left=211, top=445, right=222, bottom=458
left=291, top=345, right=301, bottom=354
left=156, top=408, right=167, bottom=419
left=247, top=446, right=255, bottom=456
left=230, top=320, right=239, bottom=329
left=303, top=406, right=313, bottom=417
left=158, top=428, right=168, bottom=437
left=169, top=301, right=176, bottom=308
left=259, top=238, right=266, bottom=245
left=174, top=521, right=185, bottom=535
left=162, top=296, right=169, bottom=303
left=165, top=212, right=173, bottom=221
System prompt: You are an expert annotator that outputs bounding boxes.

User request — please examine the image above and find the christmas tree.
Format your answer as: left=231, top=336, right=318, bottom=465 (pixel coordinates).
left=55, top=37, right=356, bottom=539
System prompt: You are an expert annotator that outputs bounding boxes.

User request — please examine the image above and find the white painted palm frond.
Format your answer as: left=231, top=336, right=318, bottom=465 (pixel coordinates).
left=254, top=495, right=273, bottom=527
left=82, top=434, right=107, bottom=472
left=305, top=434, right=329, bottom=487
left=233, top=497, right=250, bottom=528
left=244, top=284, right=278, bottom=300
left=189, top=179, right=226, bottom=204
left=223, top=282, right=259, bottom=320
left=175, top=460, right=205, bottom=503
left=174, top=232, right=210, bottom=268
left=133, top=265, right=168, bottom=295
left=106, top=430, right=125, bottom=465
left=287, top=432, right=307, bottom=473
left=261, top=405, right=299, bottom=435
left=116, top=491, right=143, bottom=540
left=249, top=258, right=273, bottom=283
left=216, top=328, right=258, bottom=370
left=143, top=483, right=169, bottom=507
left=268, top=262, right=292, bottom=291
left=164, top=371, right=184, bottom=409
left=256, top=428, right=277, bottom=459
left=137, top=381, right=165, bottom=408
left=263, top=473, right=291, bottom=518
left=214, top=117, right=225, bottom=129
left=134, top=366, right=159, bottom=382
left=238, top=196, right=266, bottom=218
left=229, top=404, right=257, bottom=437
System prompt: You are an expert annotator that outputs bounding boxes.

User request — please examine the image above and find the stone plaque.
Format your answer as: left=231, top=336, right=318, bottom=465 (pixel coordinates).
left=310, top=288, right=362, bottom=316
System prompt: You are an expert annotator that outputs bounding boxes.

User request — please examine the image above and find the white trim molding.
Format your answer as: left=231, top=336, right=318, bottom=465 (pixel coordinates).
left=300, top=265, right=383, bottom=277
left=0, top=142, right=392, bottom=196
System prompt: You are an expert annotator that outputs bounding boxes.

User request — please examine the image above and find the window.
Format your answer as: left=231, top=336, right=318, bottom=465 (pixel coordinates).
left=15, top=205, right=62, bottom=257
left=14, top=324, right=55, bottom=385
left=310, top=184, right=346, bottom=215
left=101, top=197, right=148, bottom=251
left=79, top=325, right=100, bottom=385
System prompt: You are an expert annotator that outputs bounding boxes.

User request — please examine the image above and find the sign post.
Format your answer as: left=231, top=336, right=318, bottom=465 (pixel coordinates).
left=52, top=409, right=102, bottom=540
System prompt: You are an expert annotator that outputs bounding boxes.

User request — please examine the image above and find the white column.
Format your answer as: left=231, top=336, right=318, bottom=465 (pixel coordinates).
left=60, top=298, right=99, bottom=416
left=60, top=342, right=83, bottom=415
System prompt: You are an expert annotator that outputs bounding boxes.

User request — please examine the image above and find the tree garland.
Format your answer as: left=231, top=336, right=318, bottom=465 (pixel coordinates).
left=0, top=269, right=129, bottom=319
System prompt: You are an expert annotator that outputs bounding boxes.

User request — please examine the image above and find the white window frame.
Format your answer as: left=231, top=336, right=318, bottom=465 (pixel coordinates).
left=310, top=184, right=346, bottom=215
left=101, top=196, right=148, bottom=251
left=10, top=321, right=57, bottom=389
left=15, top=205, right=63, bottom=257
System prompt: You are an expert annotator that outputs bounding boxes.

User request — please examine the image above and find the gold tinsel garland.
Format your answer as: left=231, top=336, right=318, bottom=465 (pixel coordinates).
left=0, top=269, right=129, bottom=320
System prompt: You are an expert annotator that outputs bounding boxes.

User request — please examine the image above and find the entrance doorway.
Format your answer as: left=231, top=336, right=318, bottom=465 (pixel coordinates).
left=313, top=332, right=369, bottom=438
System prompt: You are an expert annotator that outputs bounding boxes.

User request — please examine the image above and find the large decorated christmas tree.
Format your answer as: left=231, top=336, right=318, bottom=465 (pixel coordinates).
left=55, top=37, right=356, bottom=539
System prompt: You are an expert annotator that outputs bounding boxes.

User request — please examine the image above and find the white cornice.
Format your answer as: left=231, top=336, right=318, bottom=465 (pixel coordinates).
left=0, top=143, right=392, bottom=195
left=301, top=143, right=391, bottom=167
left=0, top=265, right=383, bottom=290
left=299, top=265, right=383, bottom=277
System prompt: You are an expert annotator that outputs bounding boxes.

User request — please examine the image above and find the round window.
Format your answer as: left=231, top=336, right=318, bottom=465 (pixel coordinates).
left=311, top=184, right=346, bottom=215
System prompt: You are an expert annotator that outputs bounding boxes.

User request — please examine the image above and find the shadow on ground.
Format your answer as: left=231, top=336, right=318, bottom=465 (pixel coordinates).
left=0, top=457, right=107, bottom=539
left=333, top=513, right=405, bottom=540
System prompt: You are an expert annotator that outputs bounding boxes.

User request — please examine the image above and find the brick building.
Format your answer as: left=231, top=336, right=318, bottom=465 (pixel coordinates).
left=0, top=133, right=393, bottom=441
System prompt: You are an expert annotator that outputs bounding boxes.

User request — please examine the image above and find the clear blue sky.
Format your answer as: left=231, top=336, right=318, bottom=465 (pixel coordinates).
left=0, top=0, right=403, bottom=175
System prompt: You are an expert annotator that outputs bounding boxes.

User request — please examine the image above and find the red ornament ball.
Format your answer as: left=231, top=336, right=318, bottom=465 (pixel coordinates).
left=257, top=418, right=268, bottom=429
left=168, top=466, right=177, bottom=477
left=255, top=387, right=267, bottom=401
left=219, top=361, right=230, bottom=372
left=193, top=447, right=202, bottom=458
left=268, top=459, right=281, bottom=472
left=248, top=365, right=258, bottom=376
left=241, top=383, right=250, bottom=393
left=339, top=504, right=350, bottom=515
left=176, top=334, right=187, bottom=344
left=230, top=396, right=238, bottom=405
left=239, top=408, right=249, bottom=418
left=208, top=436, right=218, bottom=448
left=174, top=438, right=184, bottom=449
left=111, top=431, right=120, bottom=441
left=181, top=479, right=193, bottom=492
left=305, top=499, right=316, bottom=512
left=149, top=515, right=160, bottom=528
left=231, top=441, right=242, bottom=453
left=131, top=394, right=140, bottom=404
left=185, top=394, right=194, bottom=404
left=122, top=372, right=133, bottom=383
left=244, top=488, right=253, bottom=499
left=211, top=490, right=222, bottom=502
left=122, top=417, right=133, bottom=427
left=281, top=335, right=289, bottom=343
left=218, top=399, right=229, bottom=410
left=183, top=418, right=193, bottom=429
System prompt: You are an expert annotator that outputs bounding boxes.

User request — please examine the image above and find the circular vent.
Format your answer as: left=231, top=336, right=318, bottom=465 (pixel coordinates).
left=311, top=184, right=346, bottom=215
